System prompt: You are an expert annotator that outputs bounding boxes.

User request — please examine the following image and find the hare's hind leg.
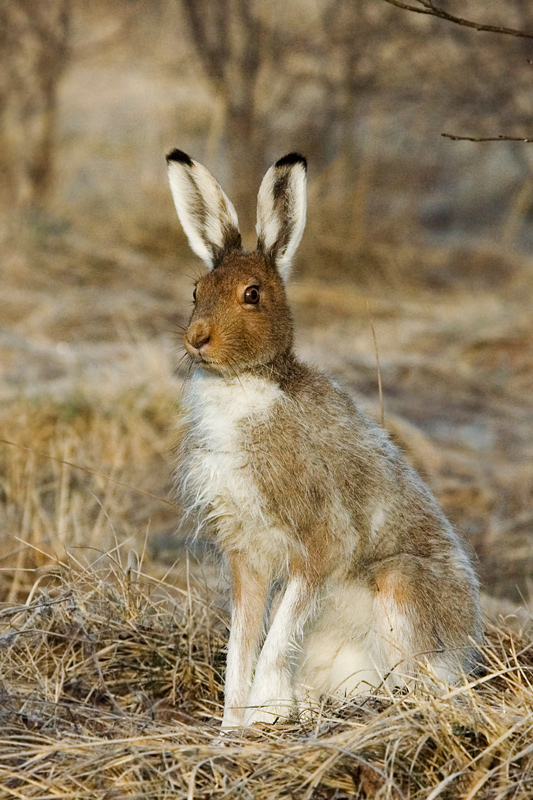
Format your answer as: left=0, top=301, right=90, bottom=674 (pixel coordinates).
left=373, top=557, right=478, bottom=687
left=295, top=579, right=386, bottom=711
left=296, top=561, right=478, bottom=711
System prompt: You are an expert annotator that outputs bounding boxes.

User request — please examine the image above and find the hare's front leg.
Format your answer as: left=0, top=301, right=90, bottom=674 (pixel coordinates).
left=245, top=572, right=317, bottom=725
left=221, top=556, right=268, bottom=729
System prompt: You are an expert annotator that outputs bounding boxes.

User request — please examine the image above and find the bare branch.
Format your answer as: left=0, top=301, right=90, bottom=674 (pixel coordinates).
left=442, top=133, right=533, bottom=143
left=380, top=0, right=533, bottom=38
left=181, top=0, right=230, bottom=89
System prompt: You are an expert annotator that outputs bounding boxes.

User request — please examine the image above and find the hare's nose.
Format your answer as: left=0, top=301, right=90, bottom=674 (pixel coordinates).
left=194, top=332, right=211, bottom=350
left=185, top=321, right=211, bottom=353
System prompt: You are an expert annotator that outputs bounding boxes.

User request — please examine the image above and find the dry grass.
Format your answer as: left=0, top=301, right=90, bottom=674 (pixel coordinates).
left=0, top=550, right=531, bottom=799
left=0, top=385, right=178, bottom=596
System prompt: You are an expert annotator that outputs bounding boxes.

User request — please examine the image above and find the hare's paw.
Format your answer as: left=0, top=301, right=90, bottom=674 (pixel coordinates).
left=243, top=699, right=294, bottom=726
left=220, top=707, right=245, bottom=731
left=244, top=674, right=294, bottom=724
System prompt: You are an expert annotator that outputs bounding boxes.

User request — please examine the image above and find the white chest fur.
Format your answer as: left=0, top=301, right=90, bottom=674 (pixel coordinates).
left=187, top=370, right=282, bottom=451
left=180, top=371, right=285, bottom=551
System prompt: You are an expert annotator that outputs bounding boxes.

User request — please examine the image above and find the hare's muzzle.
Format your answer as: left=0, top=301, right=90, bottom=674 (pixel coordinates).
left=184, top=320, right=212, bottom=361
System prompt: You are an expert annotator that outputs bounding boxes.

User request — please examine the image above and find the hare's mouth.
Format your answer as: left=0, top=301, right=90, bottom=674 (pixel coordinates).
left=188, top=351, right=222, bottom=372
left=190, top=353, right=248, bottom=377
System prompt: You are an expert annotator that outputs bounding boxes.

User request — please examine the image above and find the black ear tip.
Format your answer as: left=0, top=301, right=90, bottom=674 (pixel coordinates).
left=166, top=148, right=194, bottom=167
left=275, top=152, right=307, bottom=170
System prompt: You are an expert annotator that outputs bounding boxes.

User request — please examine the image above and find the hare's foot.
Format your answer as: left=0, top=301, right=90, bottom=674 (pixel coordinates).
left=243, top=698, right=294, bottom=725
left=221, top=706, right=246, bottom=730
left=244, top=674, right=294, bottom=725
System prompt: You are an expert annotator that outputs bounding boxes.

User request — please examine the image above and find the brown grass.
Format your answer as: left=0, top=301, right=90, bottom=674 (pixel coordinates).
left=0, top=549, right=532, bottom=799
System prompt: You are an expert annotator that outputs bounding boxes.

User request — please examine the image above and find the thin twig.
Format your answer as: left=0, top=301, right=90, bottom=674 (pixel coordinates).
left=442, top=133, right=533, bottom=143
left=364, top=299, right=385, bottom=428
left=0, top=591, right=73, bottom=619
left=380, top=0, right=533, bottom=38
left=0, top=437, right=181, bottom=509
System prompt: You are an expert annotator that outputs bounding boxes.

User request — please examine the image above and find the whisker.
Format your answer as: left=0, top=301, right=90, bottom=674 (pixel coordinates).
left=175, top=352, right=192, bottom=374
left=227, top=355, right=245, bottom=392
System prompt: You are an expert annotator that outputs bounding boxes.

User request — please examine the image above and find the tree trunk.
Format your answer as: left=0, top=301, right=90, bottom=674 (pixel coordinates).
left=0, top=0, right=71, bottom=216
left=225, top=102, right=264, bottom=240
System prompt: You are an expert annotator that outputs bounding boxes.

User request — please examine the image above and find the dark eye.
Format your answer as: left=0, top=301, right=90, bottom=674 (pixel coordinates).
left=244, top=285, right=260, bottom=305
left=192, top=287, right=197, bottom=302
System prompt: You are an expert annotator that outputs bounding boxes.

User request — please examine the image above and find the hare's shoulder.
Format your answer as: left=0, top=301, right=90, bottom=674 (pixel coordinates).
left=280, top=359, right=376, bottom=432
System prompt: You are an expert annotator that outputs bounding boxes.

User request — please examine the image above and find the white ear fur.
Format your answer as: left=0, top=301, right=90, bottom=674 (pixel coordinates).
left=256, top=153, right=307, bottom=281
left=166, top=149, right=241, bottom=269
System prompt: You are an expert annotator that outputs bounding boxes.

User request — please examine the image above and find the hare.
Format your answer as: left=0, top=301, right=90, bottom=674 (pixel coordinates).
left=166, top=149, right=482, bottom=728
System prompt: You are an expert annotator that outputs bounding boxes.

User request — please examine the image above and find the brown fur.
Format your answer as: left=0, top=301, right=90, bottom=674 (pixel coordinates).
left=184, top=251, right=294, bottom=374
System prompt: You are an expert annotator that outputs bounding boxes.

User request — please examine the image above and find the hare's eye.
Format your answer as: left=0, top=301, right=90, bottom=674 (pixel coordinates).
left=192, top=287, right=197, bottom=302
left=244, top=285, right=260, bottom=305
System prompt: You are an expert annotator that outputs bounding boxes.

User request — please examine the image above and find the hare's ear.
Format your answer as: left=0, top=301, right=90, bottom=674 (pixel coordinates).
left=166, top=149, right=241, bottom=269
left=256, top=153, right=307, bottom=281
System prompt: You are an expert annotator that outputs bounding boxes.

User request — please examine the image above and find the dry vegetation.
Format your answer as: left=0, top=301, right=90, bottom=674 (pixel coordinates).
left=0, top=554, right=532, bottom=799
left=1, top=0, right=533, bottom=797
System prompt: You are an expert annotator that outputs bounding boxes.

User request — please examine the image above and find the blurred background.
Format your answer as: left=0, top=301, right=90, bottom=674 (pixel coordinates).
left=1, top=0, right=532, bottom=608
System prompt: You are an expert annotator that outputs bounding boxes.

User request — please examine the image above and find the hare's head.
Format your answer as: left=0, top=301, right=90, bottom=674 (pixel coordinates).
left=167, top=150, right=307, bottom=375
